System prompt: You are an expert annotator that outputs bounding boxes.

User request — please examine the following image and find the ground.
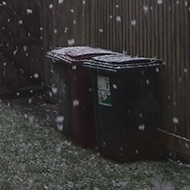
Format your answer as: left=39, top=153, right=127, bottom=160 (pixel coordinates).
left=0, top=96, right=190, bottom=190
left=1, top=96, right=58, bottom=128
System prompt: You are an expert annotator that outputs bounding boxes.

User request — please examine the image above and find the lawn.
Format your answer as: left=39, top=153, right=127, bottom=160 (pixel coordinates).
left=0, top=99, right=190, bottom=190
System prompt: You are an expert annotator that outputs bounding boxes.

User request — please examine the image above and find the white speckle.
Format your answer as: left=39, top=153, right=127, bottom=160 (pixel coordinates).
left=131, top=19, right=137, bottom=26
left=2, top=1, right=6, bottom=5
left=116, top=16, right=121, bottom=22
left=73, top=100, right=79, bottom=107
left=33, top=73, right=39, bottom=79
left=120, top=147, right=123, bottom=151
left=184, top=68, right=188, bottom=73
left=99, top=29, right=103, bottom=33
left=89, top=88, right=92, bottom=92
left=94, top=188, right=100, bottom=190
left=23, top=46, right=28, bottom=52
left=72, top=65, right=77, bottom=70
left=70, top=9, right=74, bottom=13
left=51, top=86, right=58, bottom=94
left=138, top=124, right=145, bottom=131
left=28, top=98, right=32, bottom=104
left=143, top=5, right=149, bottom=13
left=113, top=84, right=117, bottom=89
left=173, top=117, right=179, bottom=124
left=55, top=144, right=62, bottom=153
left=56, top=116, right=64, bottom=123
left=13, top=49, right=18, bottom=55
left=26, top=9, right=33, bottom=14
left=16, top=92, right=20, bottom=96
left=110, top=15, right=113, bottom=19
left=28, top=115, right=34, bottom=123
left=157, top=0, right=163, bottom=5
left=82, top=0, right=86, bottom=5
left=49, top=4, right=53, bottom=9
left=185, top=143, right=189, bottom=148
left=122, top=50, right=127, bottom=55
left=54, top=29, right=57, bottom=34
left=116, top=4, right=119, bottom=8
left=67, top=38, right=75, bottom=46
left=57, top=124, right=63, bottom=131
left=73, top=20, right=76, bottom=25
left=64, top=27, right=68, bottom=33
left=18, top=20, right=23, bottom=25
left=156, top=67, right=160, bottom=73
left=146, top=79, right=150, bottom=84
left=136, top=149, right=139, bottom=154
left=58, top=0, right=64, bottom=4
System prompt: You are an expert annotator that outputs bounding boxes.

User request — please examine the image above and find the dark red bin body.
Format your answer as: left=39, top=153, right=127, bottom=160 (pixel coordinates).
left=46, top=46, right=118, bottom=147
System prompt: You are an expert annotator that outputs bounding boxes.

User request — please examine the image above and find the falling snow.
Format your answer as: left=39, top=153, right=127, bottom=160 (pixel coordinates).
left=58, top=0, right=64, bottom=4
left=116, top=16, right=121, bottom=22
left=67, top=38, right=75, bottom=46
left=131, top=19, right=137, bottom=26
left=26, top=9, right=33, bottom=14
left=173, top=117, right=179, bottom=124
left=1, top=1, right=190, bottom=188
left=73, top=99, right=80, bottom=107
left=157, top=0, right=163, bottom=5
left=49, top=4, right=53, bottom=9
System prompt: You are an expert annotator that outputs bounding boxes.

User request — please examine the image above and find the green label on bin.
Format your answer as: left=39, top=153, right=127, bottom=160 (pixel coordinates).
left=97, top=75, right=111, bottom=106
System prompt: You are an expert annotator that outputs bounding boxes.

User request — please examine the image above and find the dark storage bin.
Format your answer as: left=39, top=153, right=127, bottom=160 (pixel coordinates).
left=83, top=54, right=164, bottom=161
left=46, top=46, right=118, bottom=147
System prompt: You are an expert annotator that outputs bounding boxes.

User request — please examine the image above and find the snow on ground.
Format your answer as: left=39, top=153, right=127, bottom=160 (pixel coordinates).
left=0, top=98, right=190, bottom=190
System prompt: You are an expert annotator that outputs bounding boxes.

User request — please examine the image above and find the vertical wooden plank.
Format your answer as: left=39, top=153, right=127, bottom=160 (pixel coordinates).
left=109, top=0, right=114, bottom=51
left=105, top=0, right=109, bottom=49
left=124, top=0, right=130, bottom=54
left=163, top=0, right=173, bottom=132
left=112, top=0, right=116, bottom=51
left=178, top=0, right=185, bottom=136
left=85, top=0, right=90, bottom=46
left=184, top=0, right=190, bottom=138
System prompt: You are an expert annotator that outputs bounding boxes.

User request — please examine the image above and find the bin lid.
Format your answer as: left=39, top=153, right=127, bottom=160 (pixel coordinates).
left=83, top=54, right=163, bottom=73
left=46, top=46, right=119, bottom=66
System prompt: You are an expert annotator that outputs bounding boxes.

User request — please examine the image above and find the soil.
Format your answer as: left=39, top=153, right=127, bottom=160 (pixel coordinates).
left=1, top=95, right=59, bottom=128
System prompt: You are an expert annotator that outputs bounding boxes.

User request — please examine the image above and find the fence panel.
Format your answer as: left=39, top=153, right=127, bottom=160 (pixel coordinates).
left=0, top=0, right=44, bottom=96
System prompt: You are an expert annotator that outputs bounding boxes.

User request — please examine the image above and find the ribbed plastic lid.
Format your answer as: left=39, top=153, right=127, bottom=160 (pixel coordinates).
left=92, top=54, right=155, bottom=64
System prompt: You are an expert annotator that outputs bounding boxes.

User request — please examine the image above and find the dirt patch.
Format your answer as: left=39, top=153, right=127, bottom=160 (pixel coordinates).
left=1, top=95, right=58, bottom=128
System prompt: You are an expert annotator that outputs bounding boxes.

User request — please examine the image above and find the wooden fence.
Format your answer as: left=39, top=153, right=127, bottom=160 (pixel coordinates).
left=0, top=0, right=44, bottom=96
left=1, top=0, right=190, bottom=159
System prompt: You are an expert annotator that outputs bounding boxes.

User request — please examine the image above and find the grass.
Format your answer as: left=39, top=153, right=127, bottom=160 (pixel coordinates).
left=0, top=101, right=190, bottom=190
